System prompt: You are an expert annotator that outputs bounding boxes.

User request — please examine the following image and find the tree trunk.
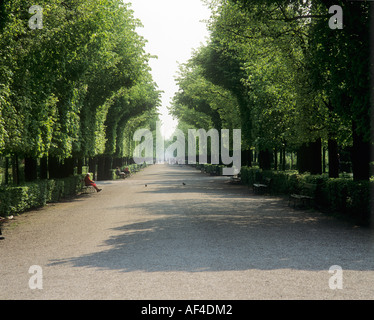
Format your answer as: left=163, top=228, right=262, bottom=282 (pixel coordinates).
left=281, top=147, right=286, bottom=171
left=241, top=150, right=252, bottom=167
left=88, top=157, right=97, bottom=180
left=290, top=152, right=294, bottom=170
left=24, top=156, right=38, bottom=182
left=77, top=157, right=83, bottom=175
left=48, top=156, right=62, bottom=179
left=4, top=156, right=9, bottom=185
left=12, top=153, right=20, bottom=185
left=258, top=149, right=272, bottom=170
left=297, top=139, right=322, bottom=174
left=62, top=157, right=75, bottom=177
left=351, top=122, right=370, bottom=181
left=40, top=156, right=48, bottom=180
left=97, top=155, right=113, bottom=180
left=97, top=156, right=105, bottom=181
left=328, top=138, right=339, bottom=178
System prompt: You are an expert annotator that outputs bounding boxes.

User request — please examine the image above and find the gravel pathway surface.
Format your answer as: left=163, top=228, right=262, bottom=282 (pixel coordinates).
left=1, top=164, right=373, bottom=300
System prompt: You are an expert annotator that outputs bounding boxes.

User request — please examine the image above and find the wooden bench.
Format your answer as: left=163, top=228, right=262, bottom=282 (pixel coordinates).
left=0, top=217, right=5, bottom=240
left=288, top=183, right=317, bottom=208
left=81, top=180, right=95, bottom=194
left=82, top=185, right=95, bottom=194
left=253, top=177, right=272, bottom=194
left=115, top=171, right=126, bottom=179
left=116, top=169, right=132, bottom=179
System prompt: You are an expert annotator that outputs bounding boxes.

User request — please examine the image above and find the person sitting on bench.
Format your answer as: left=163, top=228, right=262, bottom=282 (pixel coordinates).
left=84, top=173, right=102, bottom=192
left=115, top=167, right=126, bottom=178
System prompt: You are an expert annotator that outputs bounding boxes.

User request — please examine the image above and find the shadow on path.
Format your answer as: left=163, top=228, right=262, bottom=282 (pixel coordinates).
left=48, top=165, right=374, bottom=273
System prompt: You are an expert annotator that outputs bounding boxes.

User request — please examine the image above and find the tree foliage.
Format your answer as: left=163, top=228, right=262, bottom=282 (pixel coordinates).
left=171, top=0, right=371, bottom=179
left=0, top=0, right=160, bottom=179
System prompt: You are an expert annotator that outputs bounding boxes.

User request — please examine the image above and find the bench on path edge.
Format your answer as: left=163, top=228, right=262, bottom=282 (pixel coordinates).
left=253, top=177, right=272, bottom=194
left=81, top=185, right=95, bottom=194
left=0, top=216, right=5, bottom=239
left=115, top=171, right=131, bottom=179
left=288, top=183, right=317, bottom=208
left=81, top=179, right=96, bottom=194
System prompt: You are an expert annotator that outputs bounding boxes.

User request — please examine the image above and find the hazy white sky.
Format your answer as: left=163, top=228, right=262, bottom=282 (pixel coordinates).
left=128, top=0, right=211, bottom=138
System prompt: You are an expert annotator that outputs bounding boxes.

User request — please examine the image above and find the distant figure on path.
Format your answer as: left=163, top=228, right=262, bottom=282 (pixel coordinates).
left=124, top=167, right=131, bottom=176
left=115, top=167, right=126, bottom=178
left=84, top=173, right=102, bottom=192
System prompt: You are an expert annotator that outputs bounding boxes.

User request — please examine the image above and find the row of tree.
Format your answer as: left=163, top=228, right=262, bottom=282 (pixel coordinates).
left=170, top=0, right=372, bottom=180
left=0, top=0, right=160, bottom=183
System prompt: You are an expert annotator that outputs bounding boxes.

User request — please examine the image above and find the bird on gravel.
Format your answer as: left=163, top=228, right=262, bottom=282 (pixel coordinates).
left=145, top=184, right=147, bottom=187
left=182, top=182, right=186, bottom=185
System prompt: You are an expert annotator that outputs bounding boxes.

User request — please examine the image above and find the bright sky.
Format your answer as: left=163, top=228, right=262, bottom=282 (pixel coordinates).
left=128, top=0, right=211, bottom=138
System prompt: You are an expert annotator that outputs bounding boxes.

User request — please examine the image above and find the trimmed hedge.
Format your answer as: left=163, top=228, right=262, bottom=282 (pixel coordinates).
left=196, top=163, right=225, bottom=175
left=0, top=163, right=149, bottom=217
left=240, top=166, right=372, bottom=226
left=320, top=178, right=371, bottom=224
left=110, top=163, right=148, bottom=180
left=194, top=165, right=371, bottom=225
left=0, top=175, right=85, bottom=217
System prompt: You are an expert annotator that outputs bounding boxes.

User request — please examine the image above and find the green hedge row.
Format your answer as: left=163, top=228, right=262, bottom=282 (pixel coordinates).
left=195, top=163, right=225, bottom=175
left=110, top=163, right=148, bottom=180
left=240, top=166, right=372, bottom=226
left=193, top=164, right=372, bottom=225
left=0, top=175, right=85, bottom=217
left=0, top=163, right=150, bottom=217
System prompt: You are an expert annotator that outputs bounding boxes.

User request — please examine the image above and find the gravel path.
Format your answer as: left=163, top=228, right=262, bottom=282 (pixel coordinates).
left=1, top=164, right=373, bottom=300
